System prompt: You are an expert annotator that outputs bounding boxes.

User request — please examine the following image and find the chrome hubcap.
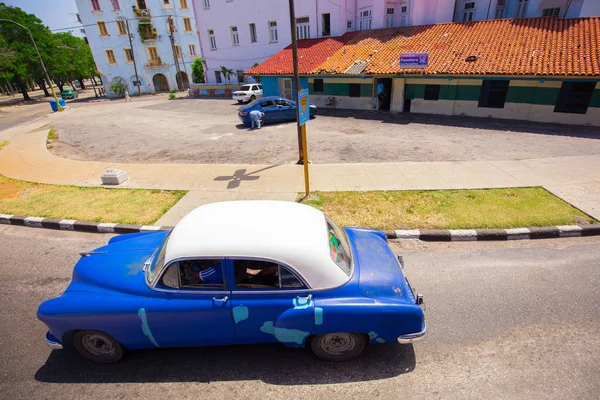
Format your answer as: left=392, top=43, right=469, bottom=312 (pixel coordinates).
left=321, top=333, right=356, bottom=355
left=82, top=333, right=116, bottom=357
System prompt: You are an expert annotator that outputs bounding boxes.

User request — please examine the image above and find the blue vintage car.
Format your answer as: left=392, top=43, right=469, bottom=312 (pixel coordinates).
left=238, top=96, right=318, bottom=126
left=37, top=201, right=426, bottom=363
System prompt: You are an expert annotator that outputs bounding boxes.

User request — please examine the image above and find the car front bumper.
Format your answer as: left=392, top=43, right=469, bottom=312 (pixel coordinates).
left=45, top=331, right=63, bottom=350
left=397, top=324, right=427, bottom=344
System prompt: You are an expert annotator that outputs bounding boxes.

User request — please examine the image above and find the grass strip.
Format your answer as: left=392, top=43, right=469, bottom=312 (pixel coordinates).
left=299, top=188, right=596, bottom=230
left=0, top=175, right=186, bottom=225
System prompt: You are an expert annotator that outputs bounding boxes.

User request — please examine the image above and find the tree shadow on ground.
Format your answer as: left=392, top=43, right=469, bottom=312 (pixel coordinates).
left=319, top=109, right=600, bottom=140
left=35, top=342, right=416, bottom=385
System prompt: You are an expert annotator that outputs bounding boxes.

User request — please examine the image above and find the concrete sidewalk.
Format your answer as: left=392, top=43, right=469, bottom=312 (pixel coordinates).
left=1, top=121, right=599, bottom=226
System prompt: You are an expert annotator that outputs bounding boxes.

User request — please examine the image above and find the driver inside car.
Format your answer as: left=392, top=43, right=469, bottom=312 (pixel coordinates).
left=182, top=260, right=223, bottom=286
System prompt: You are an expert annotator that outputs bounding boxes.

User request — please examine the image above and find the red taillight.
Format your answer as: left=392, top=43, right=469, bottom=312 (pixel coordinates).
left=239, top=110, right=248, bottom=116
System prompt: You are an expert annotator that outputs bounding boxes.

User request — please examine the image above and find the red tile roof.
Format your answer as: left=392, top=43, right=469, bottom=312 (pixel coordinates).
left=245, top=37, right=346, bottom=75
left=247, top=17, right=600, bottom=77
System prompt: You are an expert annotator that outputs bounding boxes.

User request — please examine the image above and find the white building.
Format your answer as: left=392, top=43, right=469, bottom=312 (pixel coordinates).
left=75, top=0, right=202, bottom=95
left=452, top=0, right=599, bottom=22
left=194, top=0, right=599, bottom=84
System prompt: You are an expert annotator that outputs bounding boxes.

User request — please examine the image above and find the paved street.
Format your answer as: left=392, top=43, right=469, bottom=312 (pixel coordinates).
left=1, top=225, right=599, bottom=399
left=49, top=98, right=600, bottom=164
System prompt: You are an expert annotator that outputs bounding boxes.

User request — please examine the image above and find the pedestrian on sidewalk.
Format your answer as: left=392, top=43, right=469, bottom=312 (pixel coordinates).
left=124, top=90, right=132, bottom=102
left=249, top=110, right=265, bottom=129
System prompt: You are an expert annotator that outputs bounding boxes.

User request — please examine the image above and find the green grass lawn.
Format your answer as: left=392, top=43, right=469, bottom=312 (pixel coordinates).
left=0, top=175, right=186, bottom=225
left=299, top=188, right=596, bottom=230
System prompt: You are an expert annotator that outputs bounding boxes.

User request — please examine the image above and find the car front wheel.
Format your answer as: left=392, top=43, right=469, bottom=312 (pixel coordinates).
left=237, top=100, right=243, bottom=103
left=310, top=332, right=366, bottom=361
left=73, top=330, right=124, bottom=363
left=250, top=95, right=256, bottom=101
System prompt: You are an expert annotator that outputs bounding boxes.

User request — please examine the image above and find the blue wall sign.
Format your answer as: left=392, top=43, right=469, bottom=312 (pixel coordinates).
left=400, top=52, right=429, bottom=68
left=298, top=88, right=310, bottom=126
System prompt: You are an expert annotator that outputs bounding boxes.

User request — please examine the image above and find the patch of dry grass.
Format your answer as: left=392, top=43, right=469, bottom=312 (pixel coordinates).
left=0, top=140, right=8, bottom=150
left=0, top=175, right=186, bottom=225
left=299, top=188, right=596, bottom=230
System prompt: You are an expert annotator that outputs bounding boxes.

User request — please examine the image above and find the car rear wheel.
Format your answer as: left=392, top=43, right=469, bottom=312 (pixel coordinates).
left=73, top=330, right=124, bottom=363
left=310, top=332, right=366, bottom=361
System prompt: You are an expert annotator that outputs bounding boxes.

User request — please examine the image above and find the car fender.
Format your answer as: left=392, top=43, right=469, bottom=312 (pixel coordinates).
left=268, top=301, right=316, bottom=347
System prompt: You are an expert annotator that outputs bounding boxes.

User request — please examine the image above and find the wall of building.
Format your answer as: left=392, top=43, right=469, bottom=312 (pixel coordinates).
left=307, top=77, right=374, bottom=109
left=404, top=77, right=600, bottom=125
left=75, top=0, right=201, bottom=96
left=451, top=0, right=595, bottom=21
left=194, top=0, right=355, bottom=84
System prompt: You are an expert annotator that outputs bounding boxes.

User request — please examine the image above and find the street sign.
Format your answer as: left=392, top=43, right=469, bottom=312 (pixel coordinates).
left=298, top=88, right=310, bottom=126
left=133, top=80, right=141, bottom=86
left=400, top=52, right=429, bottom=68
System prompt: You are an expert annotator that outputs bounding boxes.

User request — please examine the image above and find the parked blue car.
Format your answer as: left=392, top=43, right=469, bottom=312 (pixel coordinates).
left=238, top=96, right=318, bottom=126
left=37, top=201, right=426, bottom=363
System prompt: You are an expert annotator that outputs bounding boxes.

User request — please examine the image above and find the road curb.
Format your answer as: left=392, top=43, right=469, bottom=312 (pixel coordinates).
left=384, top=224, right=600, bottom=241
left=2, top=214, right=600, bottom=241
left=0, top=214, right=173, bottom=234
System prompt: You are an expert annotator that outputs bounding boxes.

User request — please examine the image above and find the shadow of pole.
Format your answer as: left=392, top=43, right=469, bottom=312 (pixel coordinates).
left=213, top=165, right=284, bottom=189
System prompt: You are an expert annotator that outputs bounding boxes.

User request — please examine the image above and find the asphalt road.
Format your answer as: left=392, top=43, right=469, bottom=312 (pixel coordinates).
left=0, top=225, right=599, bottom=399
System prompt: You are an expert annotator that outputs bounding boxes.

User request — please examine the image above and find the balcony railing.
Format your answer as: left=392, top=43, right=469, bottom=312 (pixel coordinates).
left=145, top=58, right=165, bottom=68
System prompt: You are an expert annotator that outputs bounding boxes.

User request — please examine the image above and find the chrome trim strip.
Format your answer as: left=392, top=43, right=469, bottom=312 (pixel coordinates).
left=45, top=332, right=63, bottom=350
left=397, top=324, right=427, bottom=344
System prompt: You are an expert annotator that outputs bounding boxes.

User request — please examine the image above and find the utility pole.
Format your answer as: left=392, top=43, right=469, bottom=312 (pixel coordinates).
left=167, top=16, right=183, bottom=91
left=288, top=0, right=310, bottom=195
left=0, top=19, right=62, bottom=110
left=122, top=17, right=141, bottom=97
left=288, top=0, right=304, bottom=164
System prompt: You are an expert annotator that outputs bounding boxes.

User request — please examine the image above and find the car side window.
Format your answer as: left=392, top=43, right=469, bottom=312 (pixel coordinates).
left=233, top=260, right=307, bottom=290
left=158, top=259, right=225, bottom=290
left=251, top=85, right=257, bottom=91
left=260, top=100, right=276, bottom=108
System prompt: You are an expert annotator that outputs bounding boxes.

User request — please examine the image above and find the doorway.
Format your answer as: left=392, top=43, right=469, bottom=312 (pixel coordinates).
left=279, top=78, right=293, bottom=99
left=152, top=73, right=169, bottom=92
left=376, top=78, right=392, bottom=111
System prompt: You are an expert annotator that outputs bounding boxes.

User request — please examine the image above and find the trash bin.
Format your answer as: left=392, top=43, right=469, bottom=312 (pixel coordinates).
left=49, top=98, right=66, bottom=112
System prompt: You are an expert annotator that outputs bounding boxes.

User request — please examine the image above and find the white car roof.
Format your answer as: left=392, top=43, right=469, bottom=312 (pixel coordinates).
left=164, top=201, right=350, bottom=289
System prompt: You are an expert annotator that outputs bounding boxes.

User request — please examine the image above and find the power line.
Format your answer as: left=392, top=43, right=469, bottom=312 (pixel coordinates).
left=50, top=14, right=198, bottom=32
left=324, top=0, right=356, bottom=17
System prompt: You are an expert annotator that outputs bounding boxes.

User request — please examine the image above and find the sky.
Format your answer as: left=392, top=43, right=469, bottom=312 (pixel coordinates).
left=4, top=0, right=83, bottom=36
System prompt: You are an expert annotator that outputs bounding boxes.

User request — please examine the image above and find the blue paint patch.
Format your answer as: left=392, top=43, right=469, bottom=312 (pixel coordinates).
left=138, top=308, right=159, bottom=347
left=368, top=331, right=378, bottom=340
left=314, top=307, right=323, bottom=325
left=376, top=338, right=386, bottom=343
left=260, top=321, right=309, bottom=345
left=260, top=321, right=274, bottom=335
left=292, top=296, right=312, bottom=309
left=233, top=306, right=249, bottom=324
left=273, top=327, right=310, bottom=345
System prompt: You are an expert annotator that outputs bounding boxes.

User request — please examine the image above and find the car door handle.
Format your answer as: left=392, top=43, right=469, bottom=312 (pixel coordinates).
left=213, top=296, right=229, bottom=303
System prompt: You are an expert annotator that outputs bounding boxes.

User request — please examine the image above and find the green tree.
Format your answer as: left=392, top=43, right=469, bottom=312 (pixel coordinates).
left=219, top=65, right=234, bottom=88
left=50, top=32, right=96, bottom=91
left=191, top=58, right=205, bottom=83
left=109, top=79, right=128, bottom=97
left=0, top=2, right=55, bottom=100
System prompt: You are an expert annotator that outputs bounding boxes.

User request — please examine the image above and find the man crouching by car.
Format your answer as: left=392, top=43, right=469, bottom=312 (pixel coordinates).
left=250, top=110, right=265, bottom=129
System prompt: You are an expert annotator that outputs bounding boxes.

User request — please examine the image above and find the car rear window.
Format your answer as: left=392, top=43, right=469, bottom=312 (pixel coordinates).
left=325, top=217, right=352, bottom=275
left=240, top=85, right=251, bottom=91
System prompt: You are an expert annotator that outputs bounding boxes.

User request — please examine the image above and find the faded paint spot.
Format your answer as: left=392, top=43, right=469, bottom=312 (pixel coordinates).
left=260, top=321, right=274, bottom=335
left=233, top=306, right=249, bottom=324
left=368, top=331, right=378, bottom=340
left=292, top=296, right=312, bottom=309
left=138, top=308, right=159, bottom=347
left=260, top=321, right=309, bottom=345
left=314, top=307, right=323, bottom=325
left=273, top=327, right=309, bottom=345
left=393, top=287, right=402, bottom=295
left=376, top=338, right=386, bottom=343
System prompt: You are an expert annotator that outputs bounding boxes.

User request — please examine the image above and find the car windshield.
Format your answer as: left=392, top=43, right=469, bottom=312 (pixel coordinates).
left=146, top=233, right=170, bottom=284
left=325, top=216, right=353, bottom=276
left=239, top=85, right=251, bottom=91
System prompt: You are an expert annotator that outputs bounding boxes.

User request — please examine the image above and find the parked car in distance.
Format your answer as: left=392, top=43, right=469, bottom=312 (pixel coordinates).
left=233, top=84, right=262, bottom=103
left=60, top=88, right=78, bottom=99
left=238, top=96, right=318, bottom=126
left=37, top=201, right=426, bottom=363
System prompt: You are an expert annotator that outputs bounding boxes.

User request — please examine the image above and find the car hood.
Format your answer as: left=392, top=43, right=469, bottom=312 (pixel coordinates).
left=64, top=231, right=169, bottom=297
left=345, top=227, right=414, bottom=303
